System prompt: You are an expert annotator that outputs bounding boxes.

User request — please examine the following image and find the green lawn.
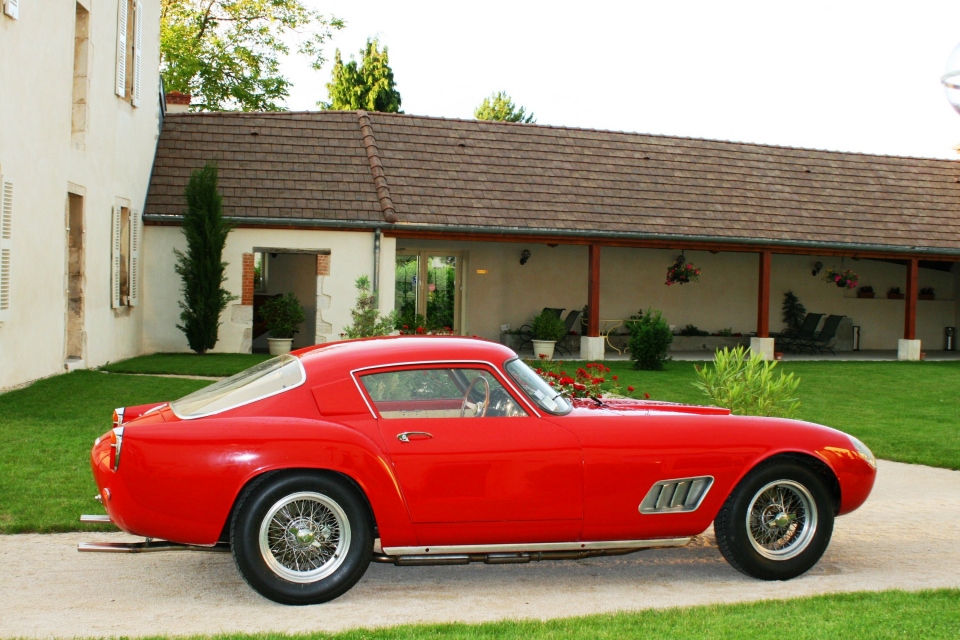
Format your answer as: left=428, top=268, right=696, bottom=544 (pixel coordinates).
left=99, top=353, right=271, bottom=377
left=600, top=359, right=960, bottom=471
left=132, top=589, right=960, bottom=639
left=0, top=371, right=208, bottom=533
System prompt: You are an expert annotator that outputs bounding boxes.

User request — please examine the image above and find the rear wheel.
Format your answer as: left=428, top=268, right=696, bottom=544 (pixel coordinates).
left=231, top=473, right=372, bottom=604
left=714, top=460, right=834, bottom=580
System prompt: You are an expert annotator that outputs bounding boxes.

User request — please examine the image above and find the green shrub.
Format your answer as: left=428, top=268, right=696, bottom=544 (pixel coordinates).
left=782, top=291, right=807, bottom=330
left=694, top=346, right=801, bottom=418
left=342, top=275, right=396, bottom=338
left=679, top=324, right=709, bottom=337
left=260, top=293, right=306, bottom=339
left=627, top=308, right=673, bottom=371
left=531, top=310, right=566, bottom=342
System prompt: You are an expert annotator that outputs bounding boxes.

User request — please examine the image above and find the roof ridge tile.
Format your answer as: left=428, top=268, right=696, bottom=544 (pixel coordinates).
left=357, top=110, right=397, bottom=224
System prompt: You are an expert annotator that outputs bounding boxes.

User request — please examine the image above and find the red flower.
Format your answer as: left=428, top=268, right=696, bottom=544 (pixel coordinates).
left=644, top=393, right=650, bottom=399
left=416, top=326, right=426, bottom=334
left=627, top=386, right=635, bottom=392
left=573, top=383, right=586, bottom=391
left=612, top=375, right=618, bottom=381
left=402, top=325, right=409, bottom=329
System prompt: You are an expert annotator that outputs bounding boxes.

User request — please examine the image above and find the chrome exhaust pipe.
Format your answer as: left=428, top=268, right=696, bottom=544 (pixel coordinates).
left=78, top=540, right=230, bottom=553
left=80, top=514, right=113, bottom=524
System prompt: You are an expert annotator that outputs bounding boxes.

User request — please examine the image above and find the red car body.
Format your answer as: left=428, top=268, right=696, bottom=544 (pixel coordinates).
left=90, top=337, right=875, bottom=555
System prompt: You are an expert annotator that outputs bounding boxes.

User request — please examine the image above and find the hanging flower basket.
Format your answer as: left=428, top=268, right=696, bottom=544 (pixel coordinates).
left=665, top=255, right=701, bottom=286
left=823, top=268, right=858, bottom=289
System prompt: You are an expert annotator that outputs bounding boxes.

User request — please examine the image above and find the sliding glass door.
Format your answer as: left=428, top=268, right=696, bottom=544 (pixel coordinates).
left=395, top=252, right=461, bottom=333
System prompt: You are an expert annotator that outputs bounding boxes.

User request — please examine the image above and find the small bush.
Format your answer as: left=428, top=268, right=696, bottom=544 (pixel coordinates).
left=627, top=308, right=673, bottom=371
left=694, top=346, right=801, bottom=418
left=531, top=310, right=566, bottom=342
left=678, top=324, right=709, bottom=337
left=782, top=290, right=806, bottom=330
left=342, top=276, right=395, bottom=338
left=260, top=293, right=306, bottom=339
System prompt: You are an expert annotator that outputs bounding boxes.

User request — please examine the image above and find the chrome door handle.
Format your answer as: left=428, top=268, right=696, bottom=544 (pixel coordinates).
left=397, top=431, right=433, bottom=443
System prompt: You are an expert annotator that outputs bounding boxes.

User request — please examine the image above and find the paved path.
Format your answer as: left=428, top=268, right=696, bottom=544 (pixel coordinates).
left=2, top=460, right=959, bottom=638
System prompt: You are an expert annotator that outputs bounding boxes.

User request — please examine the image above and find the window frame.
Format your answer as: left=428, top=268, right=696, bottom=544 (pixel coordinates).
left=351, top=360, right=540, bottom=420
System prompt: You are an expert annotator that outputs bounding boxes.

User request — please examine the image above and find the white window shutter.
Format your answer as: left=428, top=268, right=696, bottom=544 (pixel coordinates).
left=111, top=205, right=122, bottom=308
left=0, top=178, right=13, bottom=322
left=115, top=0, right=128, bottom=97
left=128, top=209, right=141, bottom=306
left=4, top=0, right=19, bottom=20
left=132, top=1, right=143, bottom=107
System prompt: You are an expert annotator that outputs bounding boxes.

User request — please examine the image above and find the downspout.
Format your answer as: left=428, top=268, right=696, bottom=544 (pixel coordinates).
left=373, top=227, right=381, bottom=305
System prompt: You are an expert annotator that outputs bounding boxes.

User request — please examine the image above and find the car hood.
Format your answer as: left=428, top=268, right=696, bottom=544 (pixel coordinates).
left=567, top=397, right=731, bottom=416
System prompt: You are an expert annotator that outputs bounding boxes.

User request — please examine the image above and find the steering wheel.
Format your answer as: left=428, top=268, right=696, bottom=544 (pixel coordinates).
left=459, top=375, right=490, bottom=418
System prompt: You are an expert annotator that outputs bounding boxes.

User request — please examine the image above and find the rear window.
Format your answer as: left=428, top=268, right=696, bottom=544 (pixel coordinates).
left=170, top=355, right=305, bottom=419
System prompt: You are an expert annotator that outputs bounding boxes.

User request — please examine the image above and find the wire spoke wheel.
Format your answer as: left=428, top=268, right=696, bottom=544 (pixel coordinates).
left=258, top=491, right=351, bottom=583
left=746, top=480, right=818, bottom=561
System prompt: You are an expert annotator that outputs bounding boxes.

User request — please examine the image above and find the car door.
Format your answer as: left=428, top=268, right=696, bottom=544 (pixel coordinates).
left=359, top=364, right=583, bottom=544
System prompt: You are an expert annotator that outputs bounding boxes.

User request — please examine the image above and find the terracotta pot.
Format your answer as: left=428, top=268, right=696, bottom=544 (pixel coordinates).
left=531, top=340, right=556, bottom=360
left=267, top=338, right=294, bottom=355
left=857, top=292, right=875, bottom=299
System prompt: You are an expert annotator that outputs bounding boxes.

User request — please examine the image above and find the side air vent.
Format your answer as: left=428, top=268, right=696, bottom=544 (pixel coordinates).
left=639, top=476, right=714, bottom=514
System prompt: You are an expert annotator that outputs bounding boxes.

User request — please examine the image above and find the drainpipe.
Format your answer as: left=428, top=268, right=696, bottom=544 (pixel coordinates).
left=373, top=227, right=381, bottom=305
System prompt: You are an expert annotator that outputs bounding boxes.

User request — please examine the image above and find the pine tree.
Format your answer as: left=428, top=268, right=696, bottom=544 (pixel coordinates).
left=174, top=163, right=236, bottom=354
left=320, top=38, right=401, bottom=112
left=474, top=91, right=535, bottom=123
left=782, top=290, right=807, bottom=330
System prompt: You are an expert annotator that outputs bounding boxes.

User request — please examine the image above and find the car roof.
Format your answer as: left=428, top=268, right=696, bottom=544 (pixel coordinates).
left=294, top=336, right=519, bottom=377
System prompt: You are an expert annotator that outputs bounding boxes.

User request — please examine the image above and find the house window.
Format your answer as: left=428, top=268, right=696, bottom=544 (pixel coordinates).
left=111, top=204, right=140, bottom=308
left=115, top=0, right=142, bottom=106
left=72, top=3, right=91, bottom=149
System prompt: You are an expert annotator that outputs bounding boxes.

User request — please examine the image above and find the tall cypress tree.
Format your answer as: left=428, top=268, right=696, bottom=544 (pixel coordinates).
left=174, top=163, right=236, bottom=354
left=320, top=38, right=402, bottom=112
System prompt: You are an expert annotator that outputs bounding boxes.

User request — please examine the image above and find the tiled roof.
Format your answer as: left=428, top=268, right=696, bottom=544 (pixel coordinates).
left=146, top=110, right=960, bottom=254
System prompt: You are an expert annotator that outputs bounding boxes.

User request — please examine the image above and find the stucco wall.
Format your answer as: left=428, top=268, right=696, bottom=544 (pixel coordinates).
left=399, top=240, right=956, bottom=351
left=0, top=0, right=162, bottom=388
left=143, top=226, right=396, bottom=353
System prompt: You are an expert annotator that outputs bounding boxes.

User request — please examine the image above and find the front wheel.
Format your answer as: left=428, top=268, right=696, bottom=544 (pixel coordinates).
left=231, top=473, right=373, bottom=605
left=714, top=460, right=834, bottom=580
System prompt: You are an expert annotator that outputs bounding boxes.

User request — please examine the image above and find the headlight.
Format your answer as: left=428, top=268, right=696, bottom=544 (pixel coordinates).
left=849, top=436, right=876, bottom=469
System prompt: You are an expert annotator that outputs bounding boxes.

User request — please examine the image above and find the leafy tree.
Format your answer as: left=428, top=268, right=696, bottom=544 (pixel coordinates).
left=474, top=91, right=535, bottom=123
left=174, top=163, right=236, bottom=353
left=342, top=276, right=395, bottom=338
left=161, top=0, right=344, bottom=111
left=320, top=38, right=401, bottom=112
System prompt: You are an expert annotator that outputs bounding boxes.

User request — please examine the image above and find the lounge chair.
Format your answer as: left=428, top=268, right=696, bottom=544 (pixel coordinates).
left=788, top=314, right=845, bottom=355
left=554, top=310, right=583, bottom=356
left=775, top=313, right=823, bottom=353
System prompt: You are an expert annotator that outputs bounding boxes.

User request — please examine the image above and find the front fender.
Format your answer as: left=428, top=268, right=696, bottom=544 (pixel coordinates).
left=100, top=417, right=416, bottom=547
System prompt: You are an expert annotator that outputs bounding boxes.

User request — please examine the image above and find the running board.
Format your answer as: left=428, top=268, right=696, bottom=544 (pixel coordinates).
left=374, top=537, right=691, bottom=566
left=78, top=540, right=231, bottom=553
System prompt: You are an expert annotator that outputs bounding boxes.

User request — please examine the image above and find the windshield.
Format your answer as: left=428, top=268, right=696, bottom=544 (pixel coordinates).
left=504, top=358, right=572, bottom=415
left=170, top=354, right=305, bottom=419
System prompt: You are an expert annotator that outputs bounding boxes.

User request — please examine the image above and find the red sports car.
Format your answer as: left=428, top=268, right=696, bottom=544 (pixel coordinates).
left=82, top=337, right=876, bottom=605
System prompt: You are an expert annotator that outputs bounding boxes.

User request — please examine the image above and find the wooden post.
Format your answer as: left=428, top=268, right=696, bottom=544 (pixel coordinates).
left=904, top=257, right=918, bottom=340
left=587, top=244, right=601, bottom=337
left=757, top=250, right=771, bottom=338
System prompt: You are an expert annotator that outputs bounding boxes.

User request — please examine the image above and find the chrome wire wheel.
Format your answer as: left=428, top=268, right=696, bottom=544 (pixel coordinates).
left=746, top=480, right=818, bottom=561
left=258, top=491, right=351, bottom=583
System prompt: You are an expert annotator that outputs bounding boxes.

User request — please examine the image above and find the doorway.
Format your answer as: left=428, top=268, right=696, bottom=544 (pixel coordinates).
left=395, top=251, right=462, bottom=333
left=65, top=193, right=84, bottom=361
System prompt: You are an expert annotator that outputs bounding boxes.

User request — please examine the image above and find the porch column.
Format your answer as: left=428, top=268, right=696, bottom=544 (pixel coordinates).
left=750, top=250, right=775, bottom=360
left=899, top=257, right=921, bottom=360
left=581, top=243, right=605, bottom=360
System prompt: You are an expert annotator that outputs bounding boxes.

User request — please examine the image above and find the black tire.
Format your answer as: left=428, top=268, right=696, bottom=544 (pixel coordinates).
left=714, top=459, right=834, bottom=580
left=231, top=472, right=373, bottom=605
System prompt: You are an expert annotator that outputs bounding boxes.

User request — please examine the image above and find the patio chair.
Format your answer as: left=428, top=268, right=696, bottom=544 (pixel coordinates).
left=775, top=313, right=824, bottom=353
left=791, top=314, right=845, bottom=355
left=554, top=310, right=583, bottom=356
left=518, top=308, right=565, bottom=352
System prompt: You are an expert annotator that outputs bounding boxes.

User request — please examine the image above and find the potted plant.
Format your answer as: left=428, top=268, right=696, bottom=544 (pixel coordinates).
left=665, top=254, right=701, bottom=286
left=822, top=268, right=858, bottom=289
left=530, top=309, right=566, bottom=360
left=920, top=287, right=936, bottom=300
left=857, top=285, right=875, bottom=299
left=260, top=292, right=306, bottom=355
left=887, top=286, right=904, bottom=300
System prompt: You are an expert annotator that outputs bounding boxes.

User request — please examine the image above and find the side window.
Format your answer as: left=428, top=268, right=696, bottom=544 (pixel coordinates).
left=361, top=367, right=527, bottom=419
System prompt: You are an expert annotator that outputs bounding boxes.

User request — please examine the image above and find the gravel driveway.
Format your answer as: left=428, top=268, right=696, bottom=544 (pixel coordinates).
left=2, top=460, right=959, bottom=638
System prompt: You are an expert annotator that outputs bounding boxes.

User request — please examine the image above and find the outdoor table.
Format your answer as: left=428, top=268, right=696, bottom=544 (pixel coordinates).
left=600, top=319, right=630, bottom=355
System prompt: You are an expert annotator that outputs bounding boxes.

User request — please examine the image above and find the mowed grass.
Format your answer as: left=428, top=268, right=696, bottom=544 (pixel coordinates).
left=130, top=589, right=960, bottom=639
left=0, top=370, right=208, bottom=533
left=99, top=353, right=271, bottom=377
